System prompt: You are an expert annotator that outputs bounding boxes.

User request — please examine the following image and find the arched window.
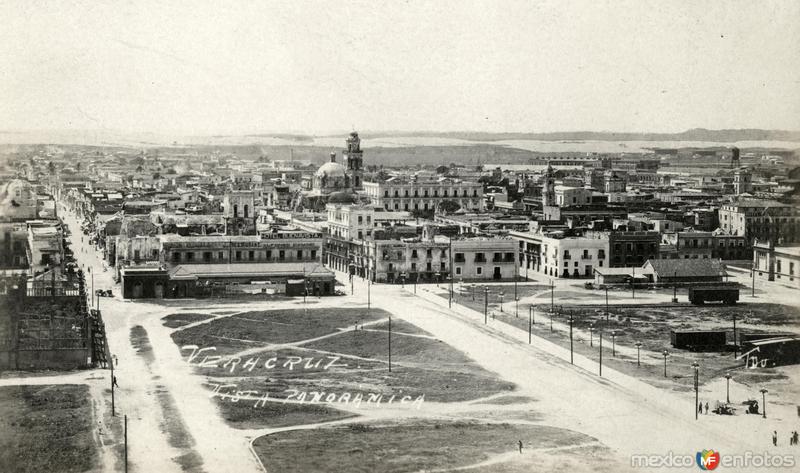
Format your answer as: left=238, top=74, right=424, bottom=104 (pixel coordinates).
left=233, top=204, right=239, bottom=218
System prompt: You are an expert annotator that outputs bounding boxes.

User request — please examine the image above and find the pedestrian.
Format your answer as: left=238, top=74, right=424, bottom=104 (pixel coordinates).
left=112, top=375, right=119, bottom=388
left=790, top=432, right=795, bottom=446
left=698, top=402, right=703, bottom=415
left=773, top=431, right=778, bottom=446
left=705, top=402, right=709, bottom=415
left=518, top=440, right=523, bottom=454
left=794, top=431, right=799, bottom=446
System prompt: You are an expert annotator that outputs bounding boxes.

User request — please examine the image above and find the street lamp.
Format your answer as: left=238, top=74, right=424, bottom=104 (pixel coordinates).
left=400, top=272, right=406, bottom=288
left=589, top=323, right=594, bottom=347
left=724, top=372, right=732, bottom=403
left=499, top=291, right=505, bottom=313
left=634, top=341, right=642, bottom=366
left=760, top=388, right=768, bottom=418
left=471, top=283, right=475, bottom=301
left=662, top=350, right=669, bottom=378
left=611, top=330, right=617, bottom=356
left=435, top=272, right=441, bottom=288
left=692, top=361, right=700, bottom=420
left=515, top=297, right=519, bottom=318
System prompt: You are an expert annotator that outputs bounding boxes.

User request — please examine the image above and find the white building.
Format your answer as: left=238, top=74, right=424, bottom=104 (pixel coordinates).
left=363, top=177, right=484, bottom=212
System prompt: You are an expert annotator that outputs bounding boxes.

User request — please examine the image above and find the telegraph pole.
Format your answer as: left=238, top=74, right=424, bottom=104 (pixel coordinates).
left=732, top=312, right=737, bottom=359
left=388, top=316, right=392, bottom=372
left=605, top=286, right=609, bottom=322
left=550, top=280, right=554, bottom=313
left=484, top=286, right=488, bottom=324
left=124, top=415, right=128, bottom=473
left=693, top=362, right=699, bottom=420
left=111, top=363, right=115, bottom=416
left=599, top=330, right=603, bottom=377
left=528, top=308, right=532, bottom=344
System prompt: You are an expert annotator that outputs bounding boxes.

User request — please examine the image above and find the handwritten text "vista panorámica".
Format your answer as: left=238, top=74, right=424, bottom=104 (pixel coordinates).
left=209, top=383, right=425, bottom=410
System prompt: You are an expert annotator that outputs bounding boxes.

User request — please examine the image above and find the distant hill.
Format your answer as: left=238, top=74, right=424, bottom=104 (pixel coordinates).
left=361, top=129, right=800, bottom=143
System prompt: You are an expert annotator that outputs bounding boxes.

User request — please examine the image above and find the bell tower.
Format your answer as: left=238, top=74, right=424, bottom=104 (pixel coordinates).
left=343, top=131, right=364, bottom=190
left=542, top=163, right=556, bottom=207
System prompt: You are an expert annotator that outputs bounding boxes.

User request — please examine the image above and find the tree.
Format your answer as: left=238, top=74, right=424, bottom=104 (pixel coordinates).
left=136, top=165, right=144, bottom=172
left=48, top=161, right=55, bottom=174
left=75, top=162, right=82, bottom=172
left=152, top=172, right=161, bottom=180
left=437, top=200, right=461, bottom=214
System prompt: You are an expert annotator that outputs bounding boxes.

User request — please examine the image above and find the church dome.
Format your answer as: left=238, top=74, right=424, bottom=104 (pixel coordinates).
left=315, top=161, right=346, bottom=178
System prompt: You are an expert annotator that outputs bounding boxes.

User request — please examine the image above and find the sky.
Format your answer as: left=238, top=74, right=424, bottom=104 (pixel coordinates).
left=1, top=0, right=799, bottom=136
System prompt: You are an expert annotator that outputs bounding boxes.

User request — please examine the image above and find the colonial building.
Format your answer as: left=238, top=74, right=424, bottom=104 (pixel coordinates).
left=608, top=231, right=660, bottom=267
left=511, top=229, right=609, bottom=279
left=753, top=240, right=800, bottom=289
left=363, top=177, right=484, bottom=213
left=718, top=200, right=800, bottom=244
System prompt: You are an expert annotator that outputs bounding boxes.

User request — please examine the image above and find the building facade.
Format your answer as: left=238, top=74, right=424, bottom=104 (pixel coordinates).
left=363, top=178, right=484, bottom=213
left=753, top=240, right=800, bottom=289
left=719, top=200, right=800, bottom=244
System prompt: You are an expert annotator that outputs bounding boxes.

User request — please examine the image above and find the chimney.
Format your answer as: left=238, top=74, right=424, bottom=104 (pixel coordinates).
left=330, top=152, right=336, bottom=163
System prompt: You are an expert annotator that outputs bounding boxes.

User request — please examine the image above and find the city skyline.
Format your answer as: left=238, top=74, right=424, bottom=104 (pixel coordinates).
left=2, top=0, right=799, bottom=136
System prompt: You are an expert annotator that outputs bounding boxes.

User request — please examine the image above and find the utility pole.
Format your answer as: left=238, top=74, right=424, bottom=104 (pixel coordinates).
left=693, top=362, right=699, bottom=420
left=367, top=279, right=371, bottom=310
left=732, top=312, right=737, bottom=359
left=515, top=297, right=519, bottom=318
left=751, top=265, right=755, bottom=297
left=605, top=286, right=609, bottom=322
left=631, top=266, right=635, bottom=299
left=124, top=415, right=128, bottom=473
left=635, top=342, right=642, bottom=367
left=388, top=316, right=392, bottom=372
left=111, top=363, right=115, bottom=416
left=550, top=279, right=554, bottom=313
left=484, top=286, right=488, bottom=324
left=449, top=239, right=453, bottom=306
left=528, top=307, right=532, bottom=344
left=599, top=331, right=603, bottom=377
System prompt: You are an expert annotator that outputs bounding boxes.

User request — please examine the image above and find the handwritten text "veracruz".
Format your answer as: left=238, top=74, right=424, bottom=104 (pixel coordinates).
left=181, top=345, right=348, bottom=373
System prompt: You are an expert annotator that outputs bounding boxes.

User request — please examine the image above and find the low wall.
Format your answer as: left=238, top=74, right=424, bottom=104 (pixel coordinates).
left=0, top=348, right=91, bottom=370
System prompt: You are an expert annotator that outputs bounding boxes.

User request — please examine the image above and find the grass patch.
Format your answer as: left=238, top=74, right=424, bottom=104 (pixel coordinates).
left=0, top=384, right=97, bottom=473
left=162, top=312, right=215, bottom=328
left=175, top=308, right=517, bottom=429
left=171, top=308, right=388, bottom=356
left=252, top=420, right=600, bottom=473
left=214, top=398, right=355, bottom=429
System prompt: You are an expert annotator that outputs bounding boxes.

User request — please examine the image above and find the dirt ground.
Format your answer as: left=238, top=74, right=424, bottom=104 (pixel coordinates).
left=168, top=308, right=515, bottom=430
left=252, top=420, right=627, bottom=473
left=0, top=384, right=98, bottom=473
